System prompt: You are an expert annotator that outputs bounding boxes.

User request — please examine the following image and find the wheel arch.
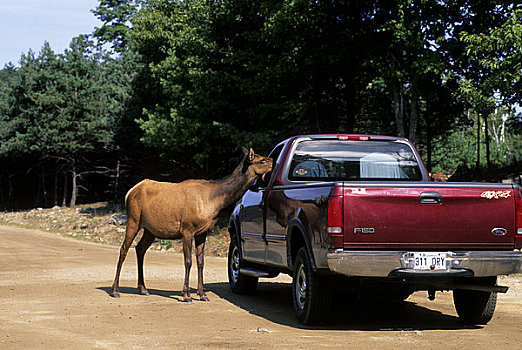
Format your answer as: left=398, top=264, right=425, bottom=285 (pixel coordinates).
left=228, top=215, right=240, bottom=245
left=287, top=217, right=317, bottom=271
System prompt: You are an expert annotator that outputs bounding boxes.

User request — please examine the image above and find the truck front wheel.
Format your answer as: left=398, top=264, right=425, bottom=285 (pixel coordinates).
left=292, top=247, right=331, bottom=325
left=228, top=238, right=258, bottom=294
left=453, top=278, right=497, bottom=325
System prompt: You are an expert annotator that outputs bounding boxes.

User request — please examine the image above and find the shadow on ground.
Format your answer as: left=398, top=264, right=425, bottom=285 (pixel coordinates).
left=99, top=281, right=478, bottom=331
left=206, top=281, right=478, bottom=331
left=98, top=286, right=198, bottom=303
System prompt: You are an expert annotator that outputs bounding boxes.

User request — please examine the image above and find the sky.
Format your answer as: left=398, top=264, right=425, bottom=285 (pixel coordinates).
left=0, top=0, right=102, bottom=68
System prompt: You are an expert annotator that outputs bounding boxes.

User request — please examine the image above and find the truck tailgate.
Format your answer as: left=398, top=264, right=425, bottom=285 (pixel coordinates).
left=342, top=183, right=517, bottom=250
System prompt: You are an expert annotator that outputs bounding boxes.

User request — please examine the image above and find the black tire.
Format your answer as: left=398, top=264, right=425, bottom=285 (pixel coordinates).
left=453, top=278, right=497, bottom=325
left=292, top=247, right=331, bottom=325
left=383, top=287, right=413, bottom=303
left=228, top=238, right=258, bottom=294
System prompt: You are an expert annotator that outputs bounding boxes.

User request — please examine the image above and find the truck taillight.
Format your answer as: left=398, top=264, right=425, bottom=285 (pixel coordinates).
left=327, top=187, right=343, bottom=248
left=515, top=189, right=522, bottom=249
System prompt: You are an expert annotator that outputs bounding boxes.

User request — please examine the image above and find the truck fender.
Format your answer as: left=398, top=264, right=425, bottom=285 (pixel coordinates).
left=228, top=216, right=241, bottom=246
left=286, top=216, right=317, bottom=271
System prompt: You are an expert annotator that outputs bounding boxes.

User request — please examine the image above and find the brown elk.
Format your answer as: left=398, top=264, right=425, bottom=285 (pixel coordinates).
left=110, top=148, right=272, bottom=302
left=429, top=169, right=456, bottom=182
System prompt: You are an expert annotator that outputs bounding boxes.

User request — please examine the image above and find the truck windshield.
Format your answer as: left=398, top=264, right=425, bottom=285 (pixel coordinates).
left=289, top=140, right=423, bottom=181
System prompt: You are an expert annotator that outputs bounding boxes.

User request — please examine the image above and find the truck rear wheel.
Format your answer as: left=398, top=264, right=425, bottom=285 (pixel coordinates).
left=453, top=279, right=497, bottom=325
left=292, top=247, right=331, bottom=325
left=228, top=238, right=258, bottom=294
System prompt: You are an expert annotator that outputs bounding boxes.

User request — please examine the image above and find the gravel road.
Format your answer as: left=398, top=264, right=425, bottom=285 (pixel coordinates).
left=1, top=225, right=521, bottom=349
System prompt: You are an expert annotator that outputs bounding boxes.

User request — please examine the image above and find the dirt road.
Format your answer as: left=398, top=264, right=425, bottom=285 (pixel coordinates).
left=1, top=225, right=521, bottom=349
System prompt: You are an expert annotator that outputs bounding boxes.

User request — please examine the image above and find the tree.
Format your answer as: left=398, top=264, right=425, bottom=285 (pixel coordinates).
left=459, top=7, right=522, bottom=168
left=0, top=37, right=132, bottom=207
left=92, top=0, right=141, bottom=52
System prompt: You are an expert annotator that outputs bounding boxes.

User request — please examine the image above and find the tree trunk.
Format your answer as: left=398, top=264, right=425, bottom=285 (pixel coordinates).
left=62, top=173, right=68, bottom=207
left=8, top=175, right=13, bottom=206
left=42, top=166, right=48, bottom=207
left=313, top=101, right=322, bottom=133
left=54, top=174, right=59, bottom=207
left=491, top=120, right=500, bottom=151
left=392, top=83, right=405, bottom=137
left=426, top=114, right=432, bottom=173
left=476, top=113, right=481, bottom=169
left=0, top=175, right=4, bottom=210
left=33, top=167, right=41, bottom=208
left=409, top=96, right=418, bottom=143
left=484, top=113, right=491, bottom=169
left=113, top=160, right=120, bottom=203
left=70, top=161, right=78, bottom=208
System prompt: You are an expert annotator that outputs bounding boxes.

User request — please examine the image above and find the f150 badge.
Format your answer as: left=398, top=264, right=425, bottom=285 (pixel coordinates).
left=480, top=190, right=511, bottom=199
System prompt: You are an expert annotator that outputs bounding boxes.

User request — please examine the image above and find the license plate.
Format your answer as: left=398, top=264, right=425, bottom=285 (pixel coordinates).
left=413, top=252, right=447, bottom=270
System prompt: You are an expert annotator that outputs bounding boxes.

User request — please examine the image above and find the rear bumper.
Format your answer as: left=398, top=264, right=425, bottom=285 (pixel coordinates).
left=327, top=250, right=522, bottom=277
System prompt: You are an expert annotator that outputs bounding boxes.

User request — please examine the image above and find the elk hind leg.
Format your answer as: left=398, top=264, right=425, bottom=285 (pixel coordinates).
left=136, top=228, right=156, bottom=296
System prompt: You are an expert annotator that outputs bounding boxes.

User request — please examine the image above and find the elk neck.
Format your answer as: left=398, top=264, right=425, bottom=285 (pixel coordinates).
left=211, top=161, right=257, bottom=209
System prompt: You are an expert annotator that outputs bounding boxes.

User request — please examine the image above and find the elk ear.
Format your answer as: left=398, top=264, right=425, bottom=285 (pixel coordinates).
left=248, top=148, right=255, bottom=162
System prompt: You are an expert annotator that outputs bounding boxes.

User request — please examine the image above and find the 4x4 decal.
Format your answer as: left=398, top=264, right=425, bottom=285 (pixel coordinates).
left=481, top=190, right=511, bottom=199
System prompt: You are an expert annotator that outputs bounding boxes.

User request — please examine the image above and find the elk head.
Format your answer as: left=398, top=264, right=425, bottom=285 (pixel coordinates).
left=242, top=147, right=272, bottom=181
left=430, top=169, right=456, bottom=182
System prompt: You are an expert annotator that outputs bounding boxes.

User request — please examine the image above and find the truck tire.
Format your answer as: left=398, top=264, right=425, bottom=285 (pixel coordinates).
left=292, top=247, right=331, bottom=325
left=453, top=288, right=497, bottom=325
left=228, top=238, right=258, bottom=294
left=383, top=287, right=413, bottom=302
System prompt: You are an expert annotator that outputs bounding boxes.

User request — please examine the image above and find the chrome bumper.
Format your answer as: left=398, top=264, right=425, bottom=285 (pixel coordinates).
left=327, top=250, right=522, bottom=277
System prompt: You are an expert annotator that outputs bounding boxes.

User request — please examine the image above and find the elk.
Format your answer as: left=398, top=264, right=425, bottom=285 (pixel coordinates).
left=429, top=169, right=456, bottom=182
left=110, top=148, right=272, bottom=302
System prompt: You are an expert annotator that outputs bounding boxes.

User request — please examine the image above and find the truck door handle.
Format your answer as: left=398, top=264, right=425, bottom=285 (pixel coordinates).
left=419, top=192, right=443, bottom=204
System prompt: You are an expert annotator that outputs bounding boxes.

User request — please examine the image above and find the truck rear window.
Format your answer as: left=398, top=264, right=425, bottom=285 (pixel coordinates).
left=289, top=140, right=423, bottom=181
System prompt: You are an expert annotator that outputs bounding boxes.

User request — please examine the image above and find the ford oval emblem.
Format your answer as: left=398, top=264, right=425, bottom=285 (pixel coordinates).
left=491, top=228, right=507, bottom=236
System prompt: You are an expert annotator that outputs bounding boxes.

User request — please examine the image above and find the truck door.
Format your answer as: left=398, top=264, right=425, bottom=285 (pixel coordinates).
left=240, top=143, right=286, bottom=264
left=240, top=189, right=266, bottom=263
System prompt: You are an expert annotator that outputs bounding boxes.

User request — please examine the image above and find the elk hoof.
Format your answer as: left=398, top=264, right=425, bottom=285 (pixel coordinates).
left=138, top=286, right=150, bottom=296
left=200, top=296, right=210, bottom=302
left=182, top=297, right=193, bottom=303
left=110, top=291, right=121, bottom=298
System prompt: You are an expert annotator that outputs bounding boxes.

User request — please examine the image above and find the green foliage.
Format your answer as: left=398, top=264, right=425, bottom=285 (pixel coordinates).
left=2, top=0, right=522, bottom=209
left=0, top=36, right=135, bottom=207
left=92, top=0, right=141, bottom=52
left=2, top=38, right=118, bottom=159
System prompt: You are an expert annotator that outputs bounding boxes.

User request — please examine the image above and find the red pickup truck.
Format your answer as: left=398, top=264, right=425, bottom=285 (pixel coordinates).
left=227, top=134, right=522, bottom=325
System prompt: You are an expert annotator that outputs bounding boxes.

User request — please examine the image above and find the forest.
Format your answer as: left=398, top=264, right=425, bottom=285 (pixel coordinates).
left=0, top=0, right=521, bottom=209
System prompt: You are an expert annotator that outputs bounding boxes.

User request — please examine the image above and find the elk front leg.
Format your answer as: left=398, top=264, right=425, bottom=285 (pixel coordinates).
left=195, top=234, right=209, bottom=301
left=181, top=234, right=193, bottom=302
left=111, top=218, right=140, bottom=297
